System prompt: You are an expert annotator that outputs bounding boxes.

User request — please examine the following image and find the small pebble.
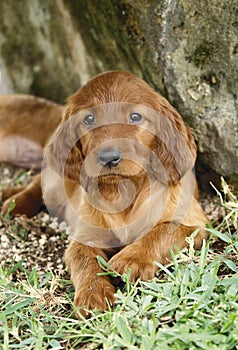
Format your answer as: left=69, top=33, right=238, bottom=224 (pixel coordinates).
left=1, top=234, right=9, bottom=243
left=49, top=220, right=59, bottom=230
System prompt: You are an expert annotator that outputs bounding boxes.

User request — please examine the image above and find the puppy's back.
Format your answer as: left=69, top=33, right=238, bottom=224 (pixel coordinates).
left=0, top=94, right=64, bottom=146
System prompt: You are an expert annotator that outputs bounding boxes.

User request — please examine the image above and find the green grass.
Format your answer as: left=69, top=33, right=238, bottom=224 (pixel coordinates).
left=0, top=181, right=238, bottom=350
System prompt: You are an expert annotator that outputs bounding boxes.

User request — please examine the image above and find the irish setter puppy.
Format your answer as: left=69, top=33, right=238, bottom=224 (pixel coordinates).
left=0, top=71, right=208, bottom=315
left=0, top=95, right=63, bottom=217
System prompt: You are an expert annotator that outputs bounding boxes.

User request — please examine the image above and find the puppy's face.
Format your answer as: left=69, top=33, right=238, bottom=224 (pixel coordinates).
left=47, top=71, right=196, bottom=187
left=71, top=103, right=158, bottom=183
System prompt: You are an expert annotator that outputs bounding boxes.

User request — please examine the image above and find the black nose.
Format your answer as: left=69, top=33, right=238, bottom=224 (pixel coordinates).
left=98, top=148, right=122, bottom=168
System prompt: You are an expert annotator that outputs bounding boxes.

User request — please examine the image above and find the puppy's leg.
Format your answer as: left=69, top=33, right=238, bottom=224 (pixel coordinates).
left=65, top=241, right=116, bottom=316
left=1, top=187, right=24, bottom=200
left=109, top=223, right=208, bottom=282
left=1, top=174, right=42, bottom=217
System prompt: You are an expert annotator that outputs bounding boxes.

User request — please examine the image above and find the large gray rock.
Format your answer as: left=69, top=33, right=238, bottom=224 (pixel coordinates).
left=159, top=0, right=238, bottom=181
left=0, top=0, right=237, bottom=184
left=0, top=1, right=91, bottom=101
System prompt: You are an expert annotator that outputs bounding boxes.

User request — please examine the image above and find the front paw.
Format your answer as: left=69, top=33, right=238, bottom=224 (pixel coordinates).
left=108, top=248, right=156, bottom=283
left=74, top=276, right=116, bottom=318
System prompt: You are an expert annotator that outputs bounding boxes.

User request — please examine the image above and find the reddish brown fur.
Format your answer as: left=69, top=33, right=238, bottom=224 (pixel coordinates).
left=0, top=71, right=209, bottom=316
left=0, top=94, right=63, bottom=147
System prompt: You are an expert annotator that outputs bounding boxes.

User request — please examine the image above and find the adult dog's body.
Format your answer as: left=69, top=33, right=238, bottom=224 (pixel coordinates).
left=0, top=71, right=208, bottom=314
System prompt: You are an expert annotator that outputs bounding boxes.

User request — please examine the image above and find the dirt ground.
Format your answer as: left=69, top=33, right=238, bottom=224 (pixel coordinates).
left=0, top=164, right=70, bottom=279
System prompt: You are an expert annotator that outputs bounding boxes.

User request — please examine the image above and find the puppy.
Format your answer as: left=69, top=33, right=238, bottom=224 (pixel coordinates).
left=0, top=94, right=63, bottom=216
left=0, top=71, right=209, bottom=315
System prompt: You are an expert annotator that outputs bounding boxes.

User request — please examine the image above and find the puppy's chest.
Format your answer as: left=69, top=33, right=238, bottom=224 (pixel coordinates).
left=81, top=200, right=137, bottom=229
left=73, top=185, right=166, bottom=246
left=84, top=180, right=169, bottom=224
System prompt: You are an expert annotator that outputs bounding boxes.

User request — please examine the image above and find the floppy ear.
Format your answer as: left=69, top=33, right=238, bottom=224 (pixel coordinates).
left=45, top=107, right=83, bottom=183
left=150, top=99, right=196, bottom=185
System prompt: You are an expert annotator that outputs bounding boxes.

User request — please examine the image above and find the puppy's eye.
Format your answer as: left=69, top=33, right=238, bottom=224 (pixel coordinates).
left=83, top=114, right=95, bottom=125
left=129, top=113, right=143, bottom=124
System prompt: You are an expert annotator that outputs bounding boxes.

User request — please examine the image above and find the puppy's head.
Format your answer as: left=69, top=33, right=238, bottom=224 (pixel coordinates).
left=46, top=71, right=196, bottom=187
